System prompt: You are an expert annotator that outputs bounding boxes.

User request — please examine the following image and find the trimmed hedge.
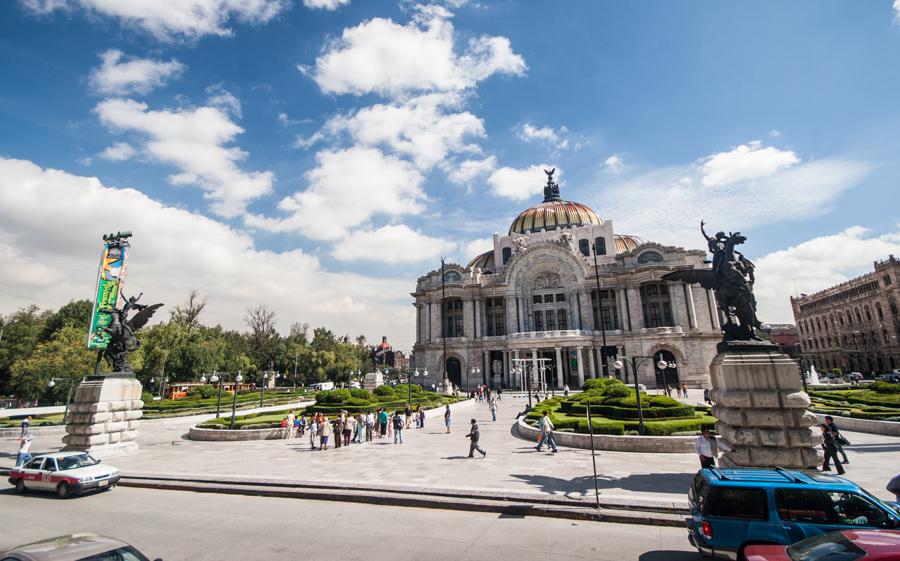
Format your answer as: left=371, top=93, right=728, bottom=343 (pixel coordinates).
left=569, top=403, right=696, bottom=420
left=373, top=385, right=395, bottom=396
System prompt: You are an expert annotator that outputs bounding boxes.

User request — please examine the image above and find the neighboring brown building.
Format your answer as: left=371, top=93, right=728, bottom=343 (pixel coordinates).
left=791, top=255, right=900, bottom=375
left=760, top=323, right=800, bottom=357
left=394, top=351, right=411, bottom=371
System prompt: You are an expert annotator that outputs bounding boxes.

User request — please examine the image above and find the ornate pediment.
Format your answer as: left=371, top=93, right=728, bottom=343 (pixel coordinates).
left=533, top=271, right=563, bottom=290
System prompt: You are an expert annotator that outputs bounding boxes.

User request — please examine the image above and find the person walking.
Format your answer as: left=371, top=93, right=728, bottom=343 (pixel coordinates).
left=20, top=416, right=31, bottom=436
left=386, top=408, right=394, bottom=439
left=378, top=408, right=388, bottom=438
left=418, top=405, right=425, bottom=429
left=535, top=411, right=558, bottom=453
left=821, top=423, right=845, bottom=475
left=333, top=414, right=344, bottom=448
left=365, top=411, right=375, bottom=442
left=286, top=411, right=295, bottom=439
left=887, top=474, right=900, bottom=502
left=466, top=418, right=486, bottom=458
left=319, top=415, right=330, bottom=450
left=405, top=405, right=413, bottom=429
left=343, top=413, right=355, bottom=446
left=444, top=404, right=451, bottom=433
left=489, top=399, right=497, bottom=422
left=824, top=415, right=849, bottom=464
left=392, top=411, right=404, bottom=444
left=681, top=383, right=689, bottom=399
left=496, top=387, right=502, bottom=401
left=695, top=428, right=720, bottom=468
left=703, top=387, right=711, bottom=405
left=15, top=432, right=33, bottom=467
left=563, top=384, right=569, bottom=398
left=309, top=415, right=318, bottom=450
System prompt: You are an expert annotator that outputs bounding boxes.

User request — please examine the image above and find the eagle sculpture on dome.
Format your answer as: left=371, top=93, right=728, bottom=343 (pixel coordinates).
left=542, top=168, right=560, bottom=202
left=662, top=222, right=768, bottom=349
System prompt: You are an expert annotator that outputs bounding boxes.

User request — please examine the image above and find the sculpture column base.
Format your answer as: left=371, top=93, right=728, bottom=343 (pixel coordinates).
left=710, top=350, right=821, bottom=469
left=437, top=378, right=455, bottom=396
left=62, top=375, right=144, bottom=459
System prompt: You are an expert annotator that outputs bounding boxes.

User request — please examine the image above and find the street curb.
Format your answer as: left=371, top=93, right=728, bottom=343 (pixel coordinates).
left=117, top=476, right=686, bottom=527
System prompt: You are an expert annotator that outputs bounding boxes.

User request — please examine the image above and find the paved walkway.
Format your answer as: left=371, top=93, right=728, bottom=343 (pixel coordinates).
left=2, top=395, right=897, bottom=504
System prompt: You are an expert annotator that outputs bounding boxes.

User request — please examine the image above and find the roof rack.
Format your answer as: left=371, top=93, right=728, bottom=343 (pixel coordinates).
left=710, top=467, right=729, bottom=481
left=775, top=467, right=805, bottom=483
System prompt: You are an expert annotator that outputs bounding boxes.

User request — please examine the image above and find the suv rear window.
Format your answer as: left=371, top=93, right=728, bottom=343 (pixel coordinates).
left=707, top=487, right=769, bottom=520
left=690, top=473, right=710, bottom=510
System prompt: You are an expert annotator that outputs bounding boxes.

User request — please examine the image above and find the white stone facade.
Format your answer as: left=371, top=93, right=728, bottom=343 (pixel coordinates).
left=412, top=197, right=721, bottom=391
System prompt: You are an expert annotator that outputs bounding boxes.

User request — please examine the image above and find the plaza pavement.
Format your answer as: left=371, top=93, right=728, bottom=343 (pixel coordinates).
left=4, top=393, right=897, bottom=509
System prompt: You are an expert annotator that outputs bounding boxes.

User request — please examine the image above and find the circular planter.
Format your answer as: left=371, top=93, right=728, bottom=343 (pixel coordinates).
left=188, top=425, right=289, bottom=441
left=515, top=418, right=696, bottom=453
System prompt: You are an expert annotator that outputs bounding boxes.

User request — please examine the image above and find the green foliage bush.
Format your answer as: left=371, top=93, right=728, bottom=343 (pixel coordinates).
left=349, top=388, right=373, bottom=400
left=346, top=397, right=371, bottom=406
left=316, top=389, right=351, bottom=404
left=187, top=385, right=218, bottom=399
left=870, top=381, right=900, bottom=394
left=141, top=391, right=154, bottom=403
left=374, top=385, right=395, bottom=396
left=603, top=383, right=632, bottom=398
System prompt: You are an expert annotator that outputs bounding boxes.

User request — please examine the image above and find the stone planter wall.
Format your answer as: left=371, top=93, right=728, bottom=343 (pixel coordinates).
left=189, top=425, right=289, bottom=441
left=515, top=418, right=696, bottom=453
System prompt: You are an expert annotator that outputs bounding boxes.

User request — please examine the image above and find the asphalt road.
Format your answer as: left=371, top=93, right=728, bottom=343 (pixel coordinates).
left=0, top=486, right=701, bottom=561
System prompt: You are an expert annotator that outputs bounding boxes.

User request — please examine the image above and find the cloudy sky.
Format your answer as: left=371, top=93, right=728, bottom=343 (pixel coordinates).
left=2, top=0, right=900, bottom=350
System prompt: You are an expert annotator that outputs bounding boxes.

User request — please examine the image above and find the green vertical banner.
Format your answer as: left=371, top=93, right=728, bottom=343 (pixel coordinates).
left=86, top=239, right=129, bottom=350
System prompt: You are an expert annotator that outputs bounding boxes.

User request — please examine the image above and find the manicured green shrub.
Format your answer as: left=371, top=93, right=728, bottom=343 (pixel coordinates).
left=374, top=385, right=395, bottom=396
left=641, top=416, right=717, bottom=436
left=141, top=391, right=154, bottom=402
left=603, top=384, right=632, bottom=398
left=316, top=389, right=351, bottom=404
left=346, top=397, right=371, bottom=406
left=349, top=388, right=373, bottom=400
left=870, top=381, right=900, bottom=394
left=188, top=385, right=218, bottom=399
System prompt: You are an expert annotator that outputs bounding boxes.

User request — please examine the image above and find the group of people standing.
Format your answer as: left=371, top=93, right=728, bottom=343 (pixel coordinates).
left=280, top=404, right=436, bottom=450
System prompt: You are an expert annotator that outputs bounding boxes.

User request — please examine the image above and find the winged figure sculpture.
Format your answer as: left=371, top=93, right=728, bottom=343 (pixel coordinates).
left=662, top=221, right=762, bottom=343
left=102, top=293, right=163, bottom=374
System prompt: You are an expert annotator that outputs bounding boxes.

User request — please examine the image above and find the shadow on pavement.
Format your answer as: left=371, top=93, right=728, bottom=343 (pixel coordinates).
left=508, top=471, right=694, bottom=496
left=442, top=455, right=471, bottom=460
left=639, top=550, right=702, bottom=561
left=843, top=443, right=900, bottom=453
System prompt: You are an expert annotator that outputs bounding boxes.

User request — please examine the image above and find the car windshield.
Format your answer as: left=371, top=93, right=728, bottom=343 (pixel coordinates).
left=58, top=454, right=99, bottom=470
left=787, top=532, right=866, bottom=561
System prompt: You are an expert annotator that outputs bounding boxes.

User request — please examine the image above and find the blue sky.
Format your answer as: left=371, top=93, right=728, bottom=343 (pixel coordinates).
left=1, top=0, right=899, bottom=350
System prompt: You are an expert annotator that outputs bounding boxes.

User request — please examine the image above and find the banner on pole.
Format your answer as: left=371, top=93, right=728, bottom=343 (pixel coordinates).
left=86, top=238, right=129, bottom=350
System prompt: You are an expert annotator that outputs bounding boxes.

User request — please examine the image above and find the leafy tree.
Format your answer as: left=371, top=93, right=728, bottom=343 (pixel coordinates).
left=39, top=299, right=92, bottom=341
left=0, top=306, right=49, bottom=394
left=9, top=326, right=97, bottom=400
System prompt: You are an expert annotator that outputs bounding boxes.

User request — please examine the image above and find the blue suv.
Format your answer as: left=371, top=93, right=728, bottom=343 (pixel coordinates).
left=686, top=468, right=900, bottom=560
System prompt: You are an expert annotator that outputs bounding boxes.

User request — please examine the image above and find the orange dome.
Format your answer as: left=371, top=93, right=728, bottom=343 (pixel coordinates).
left=467, top=250, right=494, bottom=270
left=509, top=200, right=602, bottom=235
left=614, top=234, right=645, bottom=253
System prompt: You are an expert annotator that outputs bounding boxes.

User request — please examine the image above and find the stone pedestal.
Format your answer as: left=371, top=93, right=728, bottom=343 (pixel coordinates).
left=437, top=378, right=455, bottom=396
left=362, top=371, right=384, bottom=391
left=710, top=350, right=821, bottom=469
left=62, top=375, right=144, bottom=458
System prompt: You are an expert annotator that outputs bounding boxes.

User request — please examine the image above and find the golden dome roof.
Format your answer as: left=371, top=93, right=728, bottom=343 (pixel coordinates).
left=614, top=234, right=645, bottom=253
left=509, top=200, right=602, bottom=235
left=467, top=250, right=494, bottom=270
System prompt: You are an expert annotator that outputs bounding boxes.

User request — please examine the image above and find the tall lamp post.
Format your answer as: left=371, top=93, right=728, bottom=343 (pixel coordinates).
left=229, top=370, right=244, bottom=429
left=797, top=357, right=811, bottom=393
left=592, top=238, right=609, bottom=377
left=259, top=366, right=271, bottom=408
left=406, top=369, right=421, bottom=405
left=210, top=371, right=223, bottom=418
left=468, top=366, right=480, bottom=395
left=47, top=377, right=76, bottom=424
left=613, top=356, right=672, bottom=435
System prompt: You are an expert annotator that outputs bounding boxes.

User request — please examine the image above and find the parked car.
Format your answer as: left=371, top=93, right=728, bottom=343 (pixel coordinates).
left=744, top=529, right=900, bottom=561
left=686, top=468, right=900, bottom=560
left=876, top=373, right=900, bottom=384
left=0, top=533, right=158, bottom=561
left=8, top=451, right=120, bottom=498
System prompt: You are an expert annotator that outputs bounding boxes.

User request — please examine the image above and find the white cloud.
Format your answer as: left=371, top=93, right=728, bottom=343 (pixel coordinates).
left=462, top=237, right=492, bottom=260
left=487, top=163, right=556, bottom=201
left=701, top=140, right=800, bottom=187
left=99, top=141, right=137, bottom=161
left=206, top=84, right=242, bottom=118
left=0, top=157, right=418, bottom=349
left=599, top=142, right=870, bottom=248
left=895, top=0, right=900, bottom=23
left=21, top=0, right=286, bottom=41
left=89, top=50, right=185, bottom=96
left=306, top=5, right=525, bottom=98
left=447, top=156, right=496, bottom=185
left=755, top=227, right=900, bottom=323
left=303, top=0, right=349, bottom=10
left=94, top=98, right=273, bottom=218
left=245, top=147, right=425, bottom=241
left=604, top=154, right=624, bottom=173
left=309, top=93, right=484, bottom=170
left=518, top=123, right=569, bottom=150
left=333, top=224, right=456, bottom=264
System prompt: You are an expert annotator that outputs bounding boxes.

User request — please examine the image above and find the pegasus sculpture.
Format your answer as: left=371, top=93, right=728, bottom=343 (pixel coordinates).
left=102, top=293, right=163, bottom=374
left=662, top=221, right=763, bottom=344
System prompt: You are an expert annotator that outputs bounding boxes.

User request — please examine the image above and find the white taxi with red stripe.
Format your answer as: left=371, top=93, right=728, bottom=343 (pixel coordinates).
left=8, top=451, right=120, bottom=498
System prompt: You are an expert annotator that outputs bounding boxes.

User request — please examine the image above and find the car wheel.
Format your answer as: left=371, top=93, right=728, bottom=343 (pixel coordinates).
left=56, top=482, right=70, bottom=499
left=14, top=478, right=27, bottom=494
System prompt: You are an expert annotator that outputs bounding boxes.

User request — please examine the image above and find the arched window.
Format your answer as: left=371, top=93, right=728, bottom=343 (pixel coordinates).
left=578, top=239, right=590, bottom=257
left=594, top=237, right=607, bottom=256
left=443, top=271, right=461, bottom=282
left=531, top=291, right=568, bottom=332
left=502, top=247, right=512, bottom=265
left=591, top=289, right=619, bottom=331
left=637, top=251, right=663, bottom=264
left=640, top=283, right=673, bottom=327
left=876, top=303, right=884, bottom=321
left=865, top=306, right=872, bottom=321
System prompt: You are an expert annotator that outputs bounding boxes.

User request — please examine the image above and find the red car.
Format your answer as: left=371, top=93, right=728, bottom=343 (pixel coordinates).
left=745, top=530, right=900, bottom=561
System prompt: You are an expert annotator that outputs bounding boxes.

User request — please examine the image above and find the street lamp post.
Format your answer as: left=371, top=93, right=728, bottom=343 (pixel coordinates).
left=210, top=372, right=222, bottom=418
left=47, top=378, right=76, bottom=424
left=613, top=356, right=672, bottom=435
left=259, top=366, right=271, bottom=408
left=407, top=369, right=421, bottom=405
left=468, top=366, right=480, bottom=395
left=592, top=238, right=609, bottom=377
left=230, top=371, right=244, bottom=429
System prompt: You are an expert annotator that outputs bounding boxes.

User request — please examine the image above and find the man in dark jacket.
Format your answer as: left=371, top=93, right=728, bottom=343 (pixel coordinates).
left=466, top=418, right=486, bottom=458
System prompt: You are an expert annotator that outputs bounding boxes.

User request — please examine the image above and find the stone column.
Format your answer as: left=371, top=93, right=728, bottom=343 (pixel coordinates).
left=684, top=283, right=697, bottom=330
left=711, top=349, right=820, bottom=469
left=554, top=347, right=563, bottom=389
left=503, top=351, right=510, bottom=388
left=575, top=347, right=585, bottom=388
left=668, top=282, right=688, bottom=329
left=617, top=287, right=630, bottom=331
left=531, top=348, right=539, bottom=392
left=707, top=289, right=720, bottom=330
left=587, top=346, right=596, bottom=379
left=506, top=295, right=517, bottom=335
left=513, top=350, right=521, bottom=389
left=627, top=286, right=644, bottom=330
left=462, top=297, right=473, bottom=339
left=427, top=303, right=432, bottom=342
left=483, top=349, right=490, bottom=386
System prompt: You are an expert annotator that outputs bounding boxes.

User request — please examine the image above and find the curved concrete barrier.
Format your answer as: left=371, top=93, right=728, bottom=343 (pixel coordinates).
left=515, top=418, right=695, bottom=453
left=188, top=425, right=289, bottom=441
left=813, top=414, right=900, bottom=437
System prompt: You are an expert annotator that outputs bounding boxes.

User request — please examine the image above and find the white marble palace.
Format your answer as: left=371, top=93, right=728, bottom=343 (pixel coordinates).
left=411, top=172, right=722, bottom=392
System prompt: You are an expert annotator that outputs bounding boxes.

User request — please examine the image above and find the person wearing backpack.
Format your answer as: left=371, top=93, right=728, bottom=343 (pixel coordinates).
left=392, top=411, right=405, bottom=444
